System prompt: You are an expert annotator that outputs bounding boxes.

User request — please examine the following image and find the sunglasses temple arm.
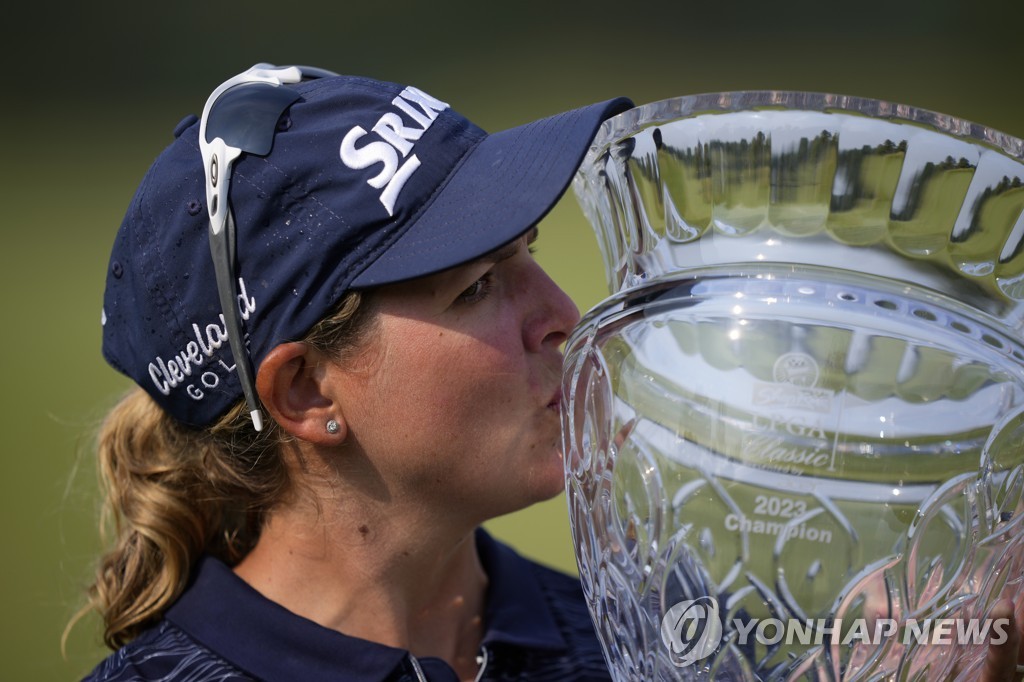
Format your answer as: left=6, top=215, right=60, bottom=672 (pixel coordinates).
left=209, top=212, right=264, bottom=431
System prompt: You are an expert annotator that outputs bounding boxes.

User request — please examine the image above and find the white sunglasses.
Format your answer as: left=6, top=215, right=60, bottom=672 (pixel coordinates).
left=199, top=63, right=338, bottom=430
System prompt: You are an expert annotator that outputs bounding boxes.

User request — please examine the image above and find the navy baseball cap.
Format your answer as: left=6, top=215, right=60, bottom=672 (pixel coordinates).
left=101, top=65, right=633, bottom=428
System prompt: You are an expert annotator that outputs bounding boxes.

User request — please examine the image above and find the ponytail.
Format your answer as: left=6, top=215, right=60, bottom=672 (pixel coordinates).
left=88, top=389, right=290, bottom=648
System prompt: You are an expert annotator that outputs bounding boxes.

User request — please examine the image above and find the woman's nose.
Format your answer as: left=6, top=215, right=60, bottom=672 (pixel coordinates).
left=521, top=261, right=581, bottom=353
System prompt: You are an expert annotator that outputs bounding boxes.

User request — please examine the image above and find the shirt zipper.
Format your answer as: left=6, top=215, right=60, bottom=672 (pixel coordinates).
left=408, top=654, right=428, bottom=682
left=408, top=645, right=489, bottom=682
left=473, top=646, right=490, bottom=682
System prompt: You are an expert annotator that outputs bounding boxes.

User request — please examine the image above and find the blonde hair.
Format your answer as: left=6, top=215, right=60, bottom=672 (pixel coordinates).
left=73, top=291, right=373, bottom=650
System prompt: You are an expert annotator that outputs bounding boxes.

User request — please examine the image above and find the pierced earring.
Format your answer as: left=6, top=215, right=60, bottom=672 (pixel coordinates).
left=325, top=419, right=340, bottom=435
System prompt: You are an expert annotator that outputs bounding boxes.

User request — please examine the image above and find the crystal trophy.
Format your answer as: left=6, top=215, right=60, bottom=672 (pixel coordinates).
left=563, top=92, right=1024, bottom=680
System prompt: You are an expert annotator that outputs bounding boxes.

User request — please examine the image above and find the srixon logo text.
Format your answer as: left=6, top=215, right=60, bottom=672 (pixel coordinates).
left=339, top=86, right=449, bottom=216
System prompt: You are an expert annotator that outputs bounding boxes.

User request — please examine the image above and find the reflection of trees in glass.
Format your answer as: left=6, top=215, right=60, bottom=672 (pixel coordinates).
left=959, top=174, right=1024, bottom=244
left=772, top=130, right=834, bottom=187
left=831, top=139, right=908, bottom=213
left=601, top=119, right=1024, bottom=306
left=893, top=154, right=973, bottom=223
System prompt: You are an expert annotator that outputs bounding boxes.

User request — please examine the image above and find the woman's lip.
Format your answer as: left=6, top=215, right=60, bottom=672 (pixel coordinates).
left=547, top=388, right=562, bottom=410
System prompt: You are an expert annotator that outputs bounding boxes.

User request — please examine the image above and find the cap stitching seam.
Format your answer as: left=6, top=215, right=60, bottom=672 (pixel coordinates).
left=136, top=154, right=189, bottom=353
left=181, top=136, right=350, bottom=234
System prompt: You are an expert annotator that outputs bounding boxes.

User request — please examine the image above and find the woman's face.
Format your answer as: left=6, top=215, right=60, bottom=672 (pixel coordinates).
left=330, top=229, right=581, bottom=523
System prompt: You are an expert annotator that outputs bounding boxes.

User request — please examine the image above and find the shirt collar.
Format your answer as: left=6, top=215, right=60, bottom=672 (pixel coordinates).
left=166, top=529, right=567, bottom=682
left=166, top=555, right=408, bottom=682
left=475, top=528, right=567, bottom=652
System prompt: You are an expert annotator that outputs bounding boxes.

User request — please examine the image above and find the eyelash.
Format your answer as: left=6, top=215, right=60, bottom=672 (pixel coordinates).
left=456, top=243, right=538, bottom=304
left=458, top=273, right=494, bottom=303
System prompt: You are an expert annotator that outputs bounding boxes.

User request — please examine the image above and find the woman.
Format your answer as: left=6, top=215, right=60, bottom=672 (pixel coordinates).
left=81, top=62, right=632, bottom=682
left=79, top=64, right=1024, bottom=681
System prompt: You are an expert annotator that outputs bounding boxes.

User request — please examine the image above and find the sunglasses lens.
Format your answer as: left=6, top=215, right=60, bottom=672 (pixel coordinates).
left=205, top=82, right=302, bottom=156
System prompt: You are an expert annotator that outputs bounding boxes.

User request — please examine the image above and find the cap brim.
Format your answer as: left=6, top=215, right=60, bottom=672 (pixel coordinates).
left=350, top=96, right=634, bottom=287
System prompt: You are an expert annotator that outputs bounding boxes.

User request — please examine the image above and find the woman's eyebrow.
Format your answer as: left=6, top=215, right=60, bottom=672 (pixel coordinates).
left=475, top=227, right=539, bottom=265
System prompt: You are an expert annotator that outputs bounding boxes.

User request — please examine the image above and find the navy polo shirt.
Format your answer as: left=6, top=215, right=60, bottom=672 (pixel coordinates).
left=82, top=530, right=612, bottom=681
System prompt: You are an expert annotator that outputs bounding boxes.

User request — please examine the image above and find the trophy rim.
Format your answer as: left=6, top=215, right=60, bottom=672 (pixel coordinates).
left=587, top=90, right=1024, bottom=165
left=574, top=90, right=1024, bottom=322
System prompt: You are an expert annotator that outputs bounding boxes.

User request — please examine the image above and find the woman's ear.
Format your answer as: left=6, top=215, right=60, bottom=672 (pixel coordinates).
left=256, top=342, right=346, bottom=444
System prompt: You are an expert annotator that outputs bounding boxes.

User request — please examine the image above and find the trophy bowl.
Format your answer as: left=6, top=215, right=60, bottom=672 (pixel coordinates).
left=563, top=92, right=1024, bottom=681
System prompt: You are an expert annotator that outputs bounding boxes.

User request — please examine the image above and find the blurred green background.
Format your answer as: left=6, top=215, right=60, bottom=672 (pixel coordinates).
left=3, top=0, right=1022, bottom=679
